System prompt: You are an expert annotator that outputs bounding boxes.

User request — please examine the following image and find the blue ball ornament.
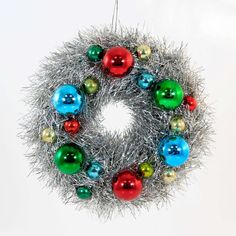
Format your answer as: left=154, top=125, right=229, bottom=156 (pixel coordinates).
left=136, top=71, right=155, bottom=89
left=158, top=135, right=190, bottom=167
left=52, top=84, right=85, bottom=116
left=86, top=161, right=104, bottom=180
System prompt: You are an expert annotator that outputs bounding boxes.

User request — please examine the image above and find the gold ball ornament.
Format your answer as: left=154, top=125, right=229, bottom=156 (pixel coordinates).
left=136, top=44, right=152, bottom=60
left=41, top=128, right=56, bottom=143
left=162, top=169, right=177, bottom=184
left=170, top=116, right=186, bottom=132
left=138, top=162, right=154, bottom=178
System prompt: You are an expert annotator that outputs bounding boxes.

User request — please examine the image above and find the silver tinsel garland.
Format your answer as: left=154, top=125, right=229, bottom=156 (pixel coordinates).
left=21, top=26, right=213, bottom=218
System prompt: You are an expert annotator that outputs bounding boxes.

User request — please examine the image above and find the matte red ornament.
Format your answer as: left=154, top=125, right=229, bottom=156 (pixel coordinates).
left=63, top=119, right=81, bottom=134
left=184, top=95, right=197, bottom=111
left=112, top=170, right=143, bottom=201
left=102, top=47, right=134, bottom=78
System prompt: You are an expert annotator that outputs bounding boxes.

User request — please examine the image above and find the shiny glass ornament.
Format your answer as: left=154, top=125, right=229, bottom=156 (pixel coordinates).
left=170, top=116, right=186, bottom=132
left=52, top=85, right=85, bottom=116
left=76, top=186, right=92, bottom=199
left=87, top=45, right=104, bottom=62
left=82, top=76, right=100, bottom=95
left=86, top=161, right=104, bottom=180
left=136, top=44, right=152, bottom=60
left=136, top=71, right=155, bottom=89
left=41, top=128, right=56, bottom=143
left=54, top=143, right=85, bottom=175
left=158, top=135, right=190, bottom=167
left=102, top=47, right=134, bottom=78
left=112, top=170, right=143, bottom=201
left=153, top=79, right=184, bottom=110
left=162, top=169, right=177, bottom=184
left=184, top=95, right=197, bottom=111
left=138, top=162, right=154, bottom=178
left=63, top=119, right=81, bottom=134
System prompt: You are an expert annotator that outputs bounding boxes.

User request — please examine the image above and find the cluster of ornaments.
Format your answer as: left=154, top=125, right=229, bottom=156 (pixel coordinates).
left=41, top=42, right=198, bottom=202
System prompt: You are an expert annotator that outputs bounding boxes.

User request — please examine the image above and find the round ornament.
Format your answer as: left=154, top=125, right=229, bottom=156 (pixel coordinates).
left=52, top=85, right=85, bottom=116
left=153, top=79, right=184, bottom=110
left=86, top=161, right=104, bottom=180
left=41, top=128, right=56, bottom=143
left=112, top=170, right=143, bottom=201
left=135, top=71, right=155, bottom=89
left=63, top=119, right=81, bottom=134
left=54, top=143, right=85, bottom=175
left=184, top=95, right=198, bottom=111
left=87, top=45, right=104, bottom=62
left=158, top=135, right=190, bottom=167
left=22, top=25, right=212, bottom=217
left=82, top=76, right=100, bottom=95
left=138, top=162, right=154, bottom=178
left=102, top=46, right=134, bottom=77
left=76, top=186, right=92, bottom=199
left=136, top=44, right=152, bottom=60
left=162, top=169, right=177, bottom=184
left=170, top=116, right=186, bottom=132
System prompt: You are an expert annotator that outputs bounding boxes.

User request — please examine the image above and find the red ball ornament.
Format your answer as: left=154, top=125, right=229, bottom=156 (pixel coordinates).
left=112, top=170, right=143, bottom=201
left=102, top=47, right=134, bottom=78
left=63, top=119, right=81, bottom=134
left=184, top=95, right=198, bottom=111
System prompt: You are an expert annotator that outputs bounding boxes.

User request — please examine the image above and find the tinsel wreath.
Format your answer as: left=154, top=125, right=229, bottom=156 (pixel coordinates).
left=21, top=26, right=213, bottom=218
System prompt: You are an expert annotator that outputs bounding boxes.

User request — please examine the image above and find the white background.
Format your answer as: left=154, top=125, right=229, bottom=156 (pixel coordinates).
left=0, top=0, right=236, bottom=235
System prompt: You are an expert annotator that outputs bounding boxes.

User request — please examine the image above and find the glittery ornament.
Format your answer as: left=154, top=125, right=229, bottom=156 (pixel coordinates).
left=22, top=25, right=213, bottom=218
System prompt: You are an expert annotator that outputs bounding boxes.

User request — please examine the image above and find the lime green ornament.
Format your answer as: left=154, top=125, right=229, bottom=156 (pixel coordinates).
left=54, top=143, right=85, bottom=175
left=76, top=186, right=92, bottom=199
left=83, top=76, right=100, bottom=95
left=138, top=162, right=154, bottom=178
left=153, top=79, right=184, bottom=110
left=87, top=45, right=104, bottom=62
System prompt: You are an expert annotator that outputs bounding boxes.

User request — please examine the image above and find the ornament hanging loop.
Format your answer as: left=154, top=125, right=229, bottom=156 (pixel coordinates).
left=111, top=0, right=119, bottom=32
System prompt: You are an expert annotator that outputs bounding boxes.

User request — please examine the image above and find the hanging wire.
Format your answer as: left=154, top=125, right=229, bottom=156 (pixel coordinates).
left=111, top=0, right=119, bottom=32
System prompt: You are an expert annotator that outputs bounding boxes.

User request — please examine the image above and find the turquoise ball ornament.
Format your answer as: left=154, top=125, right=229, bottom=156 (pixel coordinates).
left=52, top=85, right=85, bottom=116
left=136, top=71, right=155, bottom=89
left=86, top=161, right=104, bottom=180
left=158, top=135, right=190, bottom=167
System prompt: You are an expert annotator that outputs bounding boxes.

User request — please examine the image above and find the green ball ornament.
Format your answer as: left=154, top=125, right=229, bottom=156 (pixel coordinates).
left=54, top=143, right=85, bottom=175
left=153, top=79, right=184, bottom=110
left=87, top=45, right=104, bottom=62
left=138, top=162, right=154, bottom=178
left=82, top=76, right=100, bottom=95
left=76, top=186, right=92, bottom=199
